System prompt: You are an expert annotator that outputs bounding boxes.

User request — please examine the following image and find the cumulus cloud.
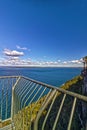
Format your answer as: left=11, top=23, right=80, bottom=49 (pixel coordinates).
left=3, top=49, right=24, bottom=57
left=79, top=58, right=83, bottom=62
left=68, top=59, right=82, bottom=64
left=63, top=61, right=68, bottom=64
left=7, top=57, right=19, bottom=61
left=0, top=58, right=83, bottom=67
left=71, top=60, right=79, bottom=63
left=0, top=49, right=83, bottom=67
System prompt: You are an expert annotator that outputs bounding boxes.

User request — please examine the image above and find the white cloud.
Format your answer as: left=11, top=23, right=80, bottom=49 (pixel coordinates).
left=16, top=45, right=31, bottom=51
left=0, top=49, right=83, bottom=67
left=71, top=60, right=79, bottom=63
left=79, top=58, right=83, bottom=62
left=3, top=49, right=24, bottom=57
left=58, top=60, right=61, bottom=62
left=0, top=58, right=83, bottom=67
left=63, top=61, right=68, bottom=64
left=68, top=59, right=82, bottom=64
left=16, top=45, right=27, bottom=50
left=8, top=57, right=19, bottom=60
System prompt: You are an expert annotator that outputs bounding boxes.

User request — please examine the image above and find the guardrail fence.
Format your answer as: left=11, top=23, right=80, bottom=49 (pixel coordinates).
left=0, top=76, right=87, bottom=130
left=0, top=76, right=19, bottom=122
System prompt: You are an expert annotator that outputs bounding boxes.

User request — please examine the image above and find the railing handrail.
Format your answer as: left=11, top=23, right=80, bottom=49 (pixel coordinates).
left=21, top=76, right=87, bottom=102
left=0, top=75, right=86, bottom=130
left=0, top=76, right=20, bottom=79
left=0, top=75, right=86, bottom=102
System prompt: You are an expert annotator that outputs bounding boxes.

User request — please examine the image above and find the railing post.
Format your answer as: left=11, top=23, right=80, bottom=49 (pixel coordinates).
left=0, top=119, right=2, bottom=128
left=34, top=89, right=56, bottom=130
left=67, top=97, right=77, bottom=130
left=11, top=77, right=21, bottom=120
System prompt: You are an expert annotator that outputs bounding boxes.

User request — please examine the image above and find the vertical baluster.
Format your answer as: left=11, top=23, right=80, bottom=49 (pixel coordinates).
left=52, top=93, right=66, bottom=130
left=5, top=87, right=8, bottom=119
left=0, top=80, right=1, bottom=121
left=1, top=88, right=4, bottom=120
left=67, top=97, right=77, bottom=130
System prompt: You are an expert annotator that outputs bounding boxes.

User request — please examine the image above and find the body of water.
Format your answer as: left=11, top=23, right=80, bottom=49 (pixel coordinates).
left=0, top=67, right=82, bottom=86
left=0, top=67, right=82, bottom=120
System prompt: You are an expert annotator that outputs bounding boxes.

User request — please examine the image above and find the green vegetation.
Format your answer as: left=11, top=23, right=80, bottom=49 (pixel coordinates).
left=61, top=75, right=83, bottom=92
left=13, top=75, right=83, bottom=130
left=0, top=119, right=11, bottom=128
left=38, top=76, right=83, bottom=130
left=83, top=56, right=87, bottom=61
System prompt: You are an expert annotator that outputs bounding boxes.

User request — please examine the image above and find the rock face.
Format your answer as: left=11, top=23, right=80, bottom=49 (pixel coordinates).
left=81, top=56, right=87, bottom=128
left=81, top=75, right=87, bottom=128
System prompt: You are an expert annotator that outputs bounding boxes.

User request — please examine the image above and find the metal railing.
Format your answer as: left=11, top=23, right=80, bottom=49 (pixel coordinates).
left=0, top=76, right=19, bottom=122
left=0, top=76, right=87, bottom=130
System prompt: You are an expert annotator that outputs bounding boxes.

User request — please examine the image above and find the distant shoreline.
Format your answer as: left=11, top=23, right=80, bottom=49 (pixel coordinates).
left=0, top=66, right=83, bottom=68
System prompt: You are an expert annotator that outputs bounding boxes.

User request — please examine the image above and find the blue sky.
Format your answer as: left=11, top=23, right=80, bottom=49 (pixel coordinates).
left=0, top=0, right=87, bottom=66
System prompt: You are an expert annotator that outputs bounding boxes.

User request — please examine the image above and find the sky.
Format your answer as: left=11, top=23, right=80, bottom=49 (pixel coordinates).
left=0, top=0, right=87, bottom=67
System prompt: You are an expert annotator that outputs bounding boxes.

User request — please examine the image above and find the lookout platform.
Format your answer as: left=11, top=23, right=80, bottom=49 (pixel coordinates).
left=0, top=75, right=86, bottom=130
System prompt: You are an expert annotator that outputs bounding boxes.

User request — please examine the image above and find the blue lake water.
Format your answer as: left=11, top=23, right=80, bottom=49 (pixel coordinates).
left=0, top=67, right=82, bottom=86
